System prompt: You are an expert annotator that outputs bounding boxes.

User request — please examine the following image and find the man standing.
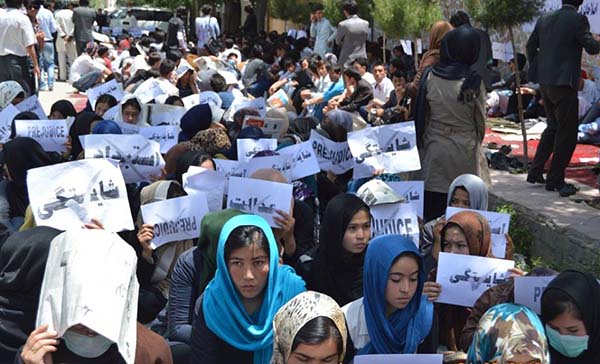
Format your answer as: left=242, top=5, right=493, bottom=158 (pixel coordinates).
left=55, top=1, right=77, bottom=81
left=335, top=0, right=368, bottom=68
left=526, top=0, right=600, bottom=196
left=166, top=6, right=188, bottom=53
left=310, top=3, right=335, bottom=58
left=0, top=0, right=39, bottom=96
left=195, top=4, right=219, bottom=50
left=36, top=1, right=57, bottom=91
left=72, top=0, right=95, bottom=55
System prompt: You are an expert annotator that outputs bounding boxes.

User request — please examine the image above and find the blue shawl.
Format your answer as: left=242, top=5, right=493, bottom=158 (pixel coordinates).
left=202, top=214, right=306, bottom=364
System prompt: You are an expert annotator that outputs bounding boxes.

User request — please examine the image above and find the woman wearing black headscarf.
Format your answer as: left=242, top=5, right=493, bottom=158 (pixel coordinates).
left=296, top=193, right=371, bottom=306
left=541, top=270, right=600, bottom=364
left=0, top=227, right=62, bottom=363
left=414, top=26, right=490, bottom=221
left=2, top=138, right=53, bottom=220
left=49, top=100, right=77, bottom=120
left=69, top=112, right=102, bottom=159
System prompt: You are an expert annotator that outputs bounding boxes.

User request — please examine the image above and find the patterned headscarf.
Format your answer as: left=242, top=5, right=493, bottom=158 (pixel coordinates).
left=467, top=303, right=550, bottom=364
left=272, top=291, right=347, bottom=364
left=442, top=211, right=492, bottom=257
left=182, top=127, right=232, bottom=155
left=0, top=81, right=24, bottom=111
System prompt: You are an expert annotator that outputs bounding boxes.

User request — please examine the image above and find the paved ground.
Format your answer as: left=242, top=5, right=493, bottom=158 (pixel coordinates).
left=38, top=80, right=88, bottom=113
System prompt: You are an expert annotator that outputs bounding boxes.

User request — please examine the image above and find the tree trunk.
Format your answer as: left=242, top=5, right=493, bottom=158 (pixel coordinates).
left=223, top=0, right=241, bottom=33
left=255, top=0, right=268, bottom=32
left=382, top=33, right=386, bottom=64
left=509, top=26, right=529, bottom=169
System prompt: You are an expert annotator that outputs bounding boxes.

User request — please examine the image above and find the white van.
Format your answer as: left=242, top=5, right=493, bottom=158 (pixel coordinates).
left=109, top=7, right=172, bottom=32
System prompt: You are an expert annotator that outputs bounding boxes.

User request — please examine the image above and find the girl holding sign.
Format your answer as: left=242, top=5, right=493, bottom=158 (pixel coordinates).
left=272, top=291, right=348, bottom=364
left=190, top=214, right=305, bottom=364
left=342, top=235, right=433, bottom=359
left=541, top=270, right=600, bottom=364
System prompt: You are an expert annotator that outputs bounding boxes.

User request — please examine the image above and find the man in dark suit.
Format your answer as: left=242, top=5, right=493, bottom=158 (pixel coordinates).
left=526, top=0, right=600, bottom=196
left=72, top=0, right=95, bottom=55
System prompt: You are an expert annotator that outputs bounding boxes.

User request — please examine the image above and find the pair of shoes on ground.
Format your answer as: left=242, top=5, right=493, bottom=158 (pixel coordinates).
left=527, top=173, right=578, bottom=197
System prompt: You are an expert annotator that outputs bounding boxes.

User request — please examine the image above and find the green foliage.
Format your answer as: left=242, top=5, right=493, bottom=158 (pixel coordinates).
left=270, top=0, right=312, bottom=24
left=496, top=203, right=534, bottom=260
left=322, top=0, right=372, bottom=25
left=466, top=0, right=544, bottom=29
left=372, top=0, right=440, bottom=39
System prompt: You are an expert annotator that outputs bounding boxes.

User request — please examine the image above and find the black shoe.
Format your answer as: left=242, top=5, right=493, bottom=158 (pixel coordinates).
left=527, top=173, right=545, bottom=184
left=546, top=183, right=578, bottom=197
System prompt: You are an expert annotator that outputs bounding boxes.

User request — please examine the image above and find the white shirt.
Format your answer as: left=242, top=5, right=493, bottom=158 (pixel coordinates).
left=195, top=15, right=220, bottom=48
left=0, top=8, right=36, bottom=57
left=342, top=297, right=370, bottom=351
left=362, top=72, right=376, bottom=87
left=69, top=54, right=105, bottom=83
left=36, top=6, right=57, bottom=41
left=373, top=77, right=394, bottom=103
left=55, top=8, right=74, bottom=38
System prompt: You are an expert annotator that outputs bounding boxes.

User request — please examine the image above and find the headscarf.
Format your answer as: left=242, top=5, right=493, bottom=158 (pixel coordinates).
left=541, top=270, right=600, bottom=364
left=442, top=211, right=492, bottom=257
left=426, top=21, right=453, bottom=58
left=69, top=112, right=101, bottom=158
left=92, top=120, right=123, bottom=134
left=359, top=235, right=433, bottom=355
left=3, top=138, right=53, bottom=217
left=0, top=227, right=62, bottom=358
left=325, top=109, right=354, bottom=132
left=202, top=214, right=306, bottom=364
left=0, top=80, right=24, bottom=111
left=287, top=116, right=317, bottom=142
left=447, top=174, right=488, bottom=211
left=10, top=112, right=38, bottom=139
left=312, top=193, right=370, bottom=306
left=174, top=150, right=213, bottom=184
left=272, top=291, right=348, bottom=364
left=182, top=127, right=232, bottom=155
left=50, top=100, right=77, bottom=119
left=432, top=26, right=482, bottom=103
left=265, top=107, right=290, bottom=139
left=467, top=303, right=550, bottom=364
left=179, top=104, right=212, bottom=142
left=222, top=125, right=264, bottom=160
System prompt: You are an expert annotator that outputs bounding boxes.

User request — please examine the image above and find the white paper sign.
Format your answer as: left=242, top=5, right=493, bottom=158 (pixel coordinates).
left=514, top=276, right=557, bottom=314
left=36, top=229, right=138, bottom=364
left=446, top=207, right=511, bottom=259
left=0, top=104, right=21, bottom=143
left=226, top=176, right=293, bottom=227
left=182, top=94, right=200, bottom=110
left=82, top=134, right=165, bottom=184
left=387, top=181, right=425, bottom=219
left=348, top=121, right=421, bottom=179
left=246, top=155, right=294, bottom=181
left=436, top=252, right=515, bottom=307
left=309, top=130, right=355, bottom=174
left=14, top=119, right=68, bottom=152
left=242, top=115, right=286, bottom=138
left=103, top=104, right=120, bottom=121
left=237, top=138, right=277, bottom=162
left=355, top=354, right=443, bottom=364
left=27, top=159, right=134, bottom=232
left=16, top=95, right=46, bottom=119
left=278, top=141, right=321, bottom=180
left=214, top=159, right=249, bottom=179
left=183, top=166, right=226, bottom=212
left=229, top=96, right=267, bottom=117
left=199, top=91, right=223, bottom=108
left=114, top=121, right=141, bottom=135
left=147, top=104, right=187, bottom=126
left=134, top=78, right=164, bottom=103
left=139, top=125, right=180, bottom=154
left=87, top=79, right=124, bottom=110
left=370, top=203, right=419, bottom=245
left=141, top=193, right=209, bottom=248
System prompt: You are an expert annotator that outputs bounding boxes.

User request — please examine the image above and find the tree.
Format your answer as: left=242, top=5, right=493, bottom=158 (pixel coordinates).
left=322, top=0, right=372, bottom=25
left=270, top=0, right=311, bottom=28
left=466, top=0, right=545, bottom=169
left=373, top=0, right=441, bottom=69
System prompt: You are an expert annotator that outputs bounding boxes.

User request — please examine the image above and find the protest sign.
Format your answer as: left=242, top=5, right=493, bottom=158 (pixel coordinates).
left=226, top=176, right=293, bottom=227
left=134, top=78, right=165, bottom=103
left=278, top=141, right=321, bottom=181
left=355, top=354, right=443, bottom=364
left=246, top=155, right=294, bottom=181
left=87, top=79, right=124, bottom=110
left=183, top=166, right=226, bottom=212
left=514, top=276, right=557, bottom=314
left=182, top=94, right=200, bottom=109
left=103, top=104, right=120, bottom=121
left=16, top=95, right=46, bottom=119
left=229, top=97, right=267, bottom=117
left=147, top=104, right=187, bottom=126
left=267, top=89, right=290, bottom=107
left=199, top=91, right=223, bottom=108
left=36, top=229, right=138, bottom=364
left=492, top=42, right=514, bottom=62
left=27, top=159, right=134, bottom=232
left=0, top=104, right=21, bottom=143
left=436, top=252, right=515, bottom=307
left=387, top=181, right=425, bottom=219
left=14, top=119, right=68, bottom=152
left=82, top=134, right=165, bottom=184
left=114, top=121, right=141, bottom=135
left=176, top=59, right=193, bottom=79
left=242, top=115, right=287, bottom=138
left=139, top=125, right=180, bottom=154
left=446, top=207, right=511, bottom=258
left=309, top=130, right=355, bottom=174
left=370, top=203, right=419, bottom=245
left=141, top=193, right=209, bottom=248
left=237, top=138, right=277, bottom=162
left=348, top=121, right=421, bottom=179
left=214, top=159, right=249, bottom=179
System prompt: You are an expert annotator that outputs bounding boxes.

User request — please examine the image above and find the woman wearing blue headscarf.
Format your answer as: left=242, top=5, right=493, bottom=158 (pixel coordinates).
left=190, top=214, right=306, bottom=364
left=342, top=235, right=433, bottom=359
